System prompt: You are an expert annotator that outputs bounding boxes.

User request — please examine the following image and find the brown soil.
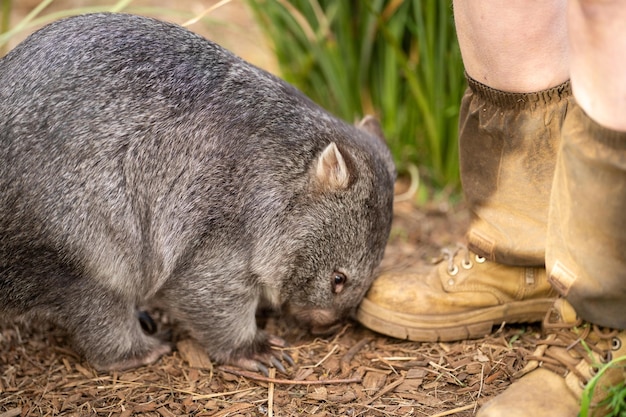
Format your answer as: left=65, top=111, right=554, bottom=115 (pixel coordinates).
left=1, top=3, right=544, bottom=416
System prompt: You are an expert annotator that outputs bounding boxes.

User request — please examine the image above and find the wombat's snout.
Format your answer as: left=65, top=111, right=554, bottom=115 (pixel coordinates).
left=288, top=306, right=344, bottom=335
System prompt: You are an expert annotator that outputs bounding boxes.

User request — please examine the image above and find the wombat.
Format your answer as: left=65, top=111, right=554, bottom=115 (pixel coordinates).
left=0, top=13, right=395, bottom=372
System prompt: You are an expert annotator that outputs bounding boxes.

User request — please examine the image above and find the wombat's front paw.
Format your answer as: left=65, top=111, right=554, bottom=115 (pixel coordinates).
left=226, top=334, right=294, bottom=376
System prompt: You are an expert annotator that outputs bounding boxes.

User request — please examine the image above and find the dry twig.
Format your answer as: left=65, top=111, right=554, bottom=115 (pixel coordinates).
left=219, top=366, right=362, bottom=385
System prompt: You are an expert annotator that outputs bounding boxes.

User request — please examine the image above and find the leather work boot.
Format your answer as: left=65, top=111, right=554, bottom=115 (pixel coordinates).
left=478, top=298, right=626, bottom=417
left=357, top=77, right=571, bottom=341
left=357, top=245, right=556, bottom=342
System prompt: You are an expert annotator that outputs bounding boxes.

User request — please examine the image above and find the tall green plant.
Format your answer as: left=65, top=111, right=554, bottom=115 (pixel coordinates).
left=247, top=0, right=465, bottom=190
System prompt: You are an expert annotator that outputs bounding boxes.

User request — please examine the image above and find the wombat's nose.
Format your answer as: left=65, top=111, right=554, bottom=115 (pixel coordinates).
left=288, top=306, right=342, bottom=335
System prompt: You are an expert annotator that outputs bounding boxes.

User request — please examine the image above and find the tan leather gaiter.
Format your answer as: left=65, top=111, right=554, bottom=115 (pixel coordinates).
left=460, top=76, right=573, bottom=266
left=546, top=104, right=626, bottom=330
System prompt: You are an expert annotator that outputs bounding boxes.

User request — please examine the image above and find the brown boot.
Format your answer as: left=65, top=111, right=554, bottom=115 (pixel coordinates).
left=357, top=77, right=570, bottom=341
left=478, top=298, right=626, bottom=417
left=357, top=245, right=555, bottom=341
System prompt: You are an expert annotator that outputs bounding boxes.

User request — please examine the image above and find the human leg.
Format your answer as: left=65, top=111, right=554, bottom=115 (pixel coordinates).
left=568, top=0, right=626, bottom=131
left=546, top=0, right=626, bottom=329
left=479, top=1, right=626, bottom=415
left=453, top=0, right=569, bottom=92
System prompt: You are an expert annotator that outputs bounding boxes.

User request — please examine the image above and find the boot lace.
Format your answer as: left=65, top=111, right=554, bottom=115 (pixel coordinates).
left=433, top=244, right=486, bottom=276
left=516, top=306, right=622, bottom=388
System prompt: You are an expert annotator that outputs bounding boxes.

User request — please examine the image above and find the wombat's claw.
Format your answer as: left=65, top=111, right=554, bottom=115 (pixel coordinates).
left=254, top=350, right=291, bottom=375
left=257, top=363, right=270, bottom=377
left=229, top=350, right=292, bottom=376
left=281, top=351, right=295, bottom=367
left=266, top=333, right=294, bottom=367
left=228, top=357, right=271, bottom=376
left=269, top=347, right=294, bottom=369
left=269, top=356, right=286, bottom=374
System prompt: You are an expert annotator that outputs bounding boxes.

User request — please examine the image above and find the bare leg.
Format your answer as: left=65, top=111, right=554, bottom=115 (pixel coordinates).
left=454, top=0, right=626, bottom=126
left=453, top=0, right=569, bottom=92
left=568, top=0, right=626, bottom=130
left=546, top=0, right=626, bottom=328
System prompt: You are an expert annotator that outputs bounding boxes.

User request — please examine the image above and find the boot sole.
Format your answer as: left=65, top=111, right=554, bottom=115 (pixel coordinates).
left=356, top=298, right=554, bottom=342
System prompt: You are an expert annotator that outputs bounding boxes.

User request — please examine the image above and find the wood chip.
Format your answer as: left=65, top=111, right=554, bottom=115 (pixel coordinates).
left=307, top=387, right=328, bottom=401
left=395, top=378, right=423, bottom=392
left=211, top=403, right=255, bottom=417
left=406, top=368, right=427, bottom=379
left=176, top=339, right=213, bottom=370
left=133, top=402, right=158, bottom=413
left=362, top=371, right=387, bottom=393
left=74, top=363, right=93, bottom=378
left=157, top=406, right=176, bottom=417
left=0, top=408, right=21, bottom=417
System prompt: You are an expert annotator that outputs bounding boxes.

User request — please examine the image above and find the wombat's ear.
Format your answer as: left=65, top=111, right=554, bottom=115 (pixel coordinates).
left=315, top=142, right=350, bottom=191
left=357, top=115, right=386, bottom=143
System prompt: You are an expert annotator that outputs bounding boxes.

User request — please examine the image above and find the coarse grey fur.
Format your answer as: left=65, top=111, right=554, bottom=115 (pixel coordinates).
left=0, top=13, right=395, bottom=371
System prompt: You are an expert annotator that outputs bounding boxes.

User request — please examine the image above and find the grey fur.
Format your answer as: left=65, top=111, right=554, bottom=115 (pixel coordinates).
left=0, top=13, right=395, bottom=370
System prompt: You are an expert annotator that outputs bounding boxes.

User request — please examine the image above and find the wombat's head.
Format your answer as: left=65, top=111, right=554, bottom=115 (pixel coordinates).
left=280, top=116, right=396, bottom=334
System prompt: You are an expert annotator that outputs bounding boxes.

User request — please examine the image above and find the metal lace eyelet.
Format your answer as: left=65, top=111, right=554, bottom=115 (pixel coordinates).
left=475, top=255, right=486, bottom=264
left=611, top=337, right=622, bottom=351
left=579, top=379, right=588, bottom=389
left=462, top=259, right=473, bottom=269
left=448, top=265, right=459, bottom=276
left=589, top=364, right=599, bottom=376
left=602, top=351, right=613, bottom=364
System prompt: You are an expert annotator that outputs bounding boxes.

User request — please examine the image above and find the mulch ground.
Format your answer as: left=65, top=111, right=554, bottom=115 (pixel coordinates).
left=0, top=185, right=545, bottom=417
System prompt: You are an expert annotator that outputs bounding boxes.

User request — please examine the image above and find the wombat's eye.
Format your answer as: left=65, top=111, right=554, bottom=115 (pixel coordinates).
left=137, top=310, right=157, bottom=335
left=331, top=271, right=347, bottom=294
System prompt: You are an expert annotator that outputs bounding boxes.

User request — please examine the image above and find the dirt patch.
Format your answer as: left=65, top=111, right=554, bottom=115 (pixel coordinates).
left=0, top=194, right=542, bottom=417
